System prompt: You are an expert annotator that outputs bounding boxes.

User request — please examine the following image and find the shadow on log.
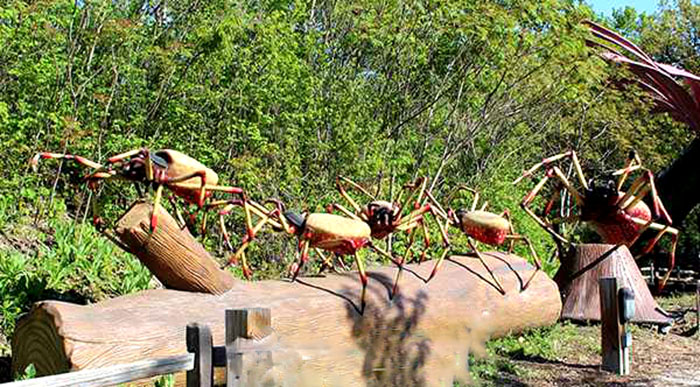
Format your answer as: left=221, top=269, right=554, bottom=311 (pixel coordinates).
left=12, top=201, right=562, bottom=385
left=13, top=254, right=560, bottom=385
left=554, top=243, right=671, bottom=325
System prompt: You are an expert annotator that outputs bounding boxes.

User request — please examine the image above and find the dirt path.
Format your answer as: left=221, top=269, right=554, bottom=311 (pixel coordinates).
left=507, top=294, right=700, bottom=386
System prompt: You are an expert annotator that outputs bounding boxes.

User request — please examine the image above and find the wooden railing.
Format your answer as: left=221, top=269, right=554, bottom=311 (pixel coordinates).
left=2, top=308, right=273, bottom=387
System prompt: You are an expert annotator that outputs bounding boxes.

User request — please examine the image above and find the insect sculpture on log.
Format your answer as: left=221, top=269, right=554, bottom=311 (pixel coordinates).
left=328, top=176, right=450, bottom=296
left=427, top=185, right=542, bottom=294
left=229, top=198, right=399, bottom=314
left=31, top=148, right=252, bottom=236
left=513, top=150, right=679, bottom=291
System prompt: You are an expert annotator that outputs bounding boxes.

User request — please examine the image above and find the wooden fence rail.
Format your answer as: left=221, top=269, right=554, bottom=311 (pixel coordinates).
left=2, top=354, right=194, bottom=387
left=1, top=308, right=272, bottom=387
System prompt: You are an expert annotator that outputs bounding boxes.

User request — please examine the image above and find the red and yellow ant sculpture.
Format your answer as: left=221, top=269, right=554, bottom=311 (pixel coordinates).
left=513, top=150, right=678, bottom=291
left=427, top=185, right=542, bottom=294
left=31, top=148, right=253, bottom=236
left=223, top=197, right=398, bottom=314
left=328, top=176, right=449, bottom=295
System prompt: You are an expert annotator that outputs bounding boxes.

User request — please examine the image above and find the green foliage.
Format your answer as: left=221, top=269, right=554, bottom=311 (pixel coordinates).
left=14, top=364, right=35, bottom=381
left=464, top=322, right=599, bottom=385
left=1, top=0, right=699, bottom=368
left=0, top=203, right=151, bottom=347
left=0, top=0, right=606, bottom=274
left=153, top=373, right=175, bottom=387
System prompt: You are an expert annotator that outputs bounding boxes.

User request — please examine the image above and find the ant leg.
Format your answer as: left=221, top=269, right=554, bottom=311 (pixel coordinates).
left=163, top=170, right=208, bottom=207
left=290, top=239, right=310, bottom=281
left=315, top=248, right=336, bottom=274
left=628, top=217, right=679, bottom=291
left=353, top=250, right=368, bottom=315
left=107, top=149, right=143, bottom=164
left=520, top=174, right=569, bottom=245
left=396, top=177, right=427, bottom=212
left=619, top=170, right=672, bottom=224
left=444, top=185, right=480, bottom=212
left=612, top=150, right=642, bottom=191
left=31, top=152, right=104, bottom=171
left=427, top=248, right=451, bottom=282
left=514, top=150, right=589, bottom=189
left=219, top=203, right=279, bottom=279
left=335, top=176, right=372, bottom=217
left=167, top=195, right=187, bottom=229
left=468, top=238, right=506, bottom=295
left=505, top=234, right=542, bottom=291
left=424, top=190, right=449, bottom=220
left=327, top=203, right=364, bottom=221
left=150, top=184, right=165, bottom=231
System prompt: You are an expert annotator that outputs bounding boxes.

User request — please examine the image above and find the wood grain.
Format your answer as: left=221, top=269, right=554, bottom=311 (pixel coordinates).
left=186, top=323, right=212, bottom=387
left=554, top=243, right=671, bottom=325
left=3, top=354, right=193, bottom=387
left=13, top=253, right=560, bottom=386
left=599, top=277, right=622, bottom=373
left=114, top=201, right=236, bottom=294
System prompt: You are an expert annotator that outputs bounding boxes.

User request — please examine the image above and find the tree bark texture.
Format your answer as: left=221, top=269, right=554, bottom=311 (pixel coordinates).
left=13, top=253, right=561, bottom=386
left=555, top=243, right=670, bottom=325
left=114, top=201, right=236, bottom=294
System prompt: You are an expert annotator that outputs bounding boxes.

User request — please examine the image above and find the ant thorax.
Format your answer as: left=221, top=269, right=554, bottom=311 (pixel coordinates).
left=453, top=209, right=467, bottom=228
left=580, top=178, right=620, bottom=222
left=283, top=211, right=306, bottom=235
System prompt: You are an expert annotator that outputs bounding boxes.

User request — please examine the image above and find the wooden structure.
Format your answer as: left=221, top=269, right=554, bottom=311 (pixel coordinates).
left=554, top=244, right=670, bottom=325
left=2, top=354, right=193, bottom=387
left=599, top=278, right=632, bottom=375
left=696, top=280, right=700, bottom=335
left=11, top=202, right=564, bottom=385
left=114, top=201, right=235, bottom=294
left=13, top=254, right=561, bottom=385
left=2, top=308, right=272, bottom=387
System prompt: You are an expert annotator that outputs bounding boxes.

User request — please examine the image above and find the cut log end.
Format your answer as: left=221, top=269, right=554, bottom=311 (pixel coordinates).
left=11, top=304, right=70, bottom=377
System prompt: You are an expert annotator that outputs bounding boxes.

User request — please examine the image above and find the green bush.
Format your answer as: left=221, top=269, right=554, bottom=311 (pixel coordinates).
left=1, top=0, right=699, bottom=365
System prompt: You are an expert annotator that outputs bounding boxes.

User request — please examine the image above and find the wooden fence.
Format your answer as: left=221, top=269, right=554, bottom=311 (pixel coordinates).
left=2, top=308, right=273, bottom=387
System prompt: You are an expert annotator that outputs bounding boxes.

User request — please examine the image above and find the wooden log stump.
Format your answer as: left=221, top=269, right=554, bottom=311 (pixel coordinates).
left=13, top=253, right=561, bottom=386
left=114, top=201, right=235, bottom=294
left=554, top=243, right=670, bottom=325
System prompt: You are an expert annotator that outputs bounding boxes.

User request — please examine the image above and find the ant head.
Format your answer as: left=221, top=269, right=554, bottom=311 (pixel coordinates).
left=283, top=211, right=306, bottom=235
left=367, top=200, right=397, bottom=215
left=117, top=149, right=169, bottom=181
left=586, top=175, right=618, bottom=205
left=120, top=158, right=147, bottom=181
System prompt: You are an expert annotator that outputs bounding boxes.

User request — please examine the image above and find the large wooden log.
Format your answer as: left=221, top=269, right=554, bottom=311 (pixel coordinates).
left=13, top=253, right=561, bottom=386
left=114, top=201, right=235, bottom=294
left=554, top=243, right=671, bottom=325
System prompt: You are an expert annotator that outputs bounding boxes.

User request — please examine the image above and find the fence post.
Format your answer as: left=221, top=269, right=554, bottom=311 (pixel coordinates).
left=186, top=323, right=213, bottom=387
left=696, top=280, right=700, bottom=336
left=600, top=277, right=622, bottom=374
left=226, top=308, right=272, bottom=387
left=600, top=277, right=634, bottom=375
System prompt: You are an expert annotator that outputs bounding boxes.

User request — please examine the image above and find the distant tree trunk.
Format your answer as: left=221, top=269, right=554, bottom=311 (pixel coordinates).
left=656, top=138, right=700, bottom=226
